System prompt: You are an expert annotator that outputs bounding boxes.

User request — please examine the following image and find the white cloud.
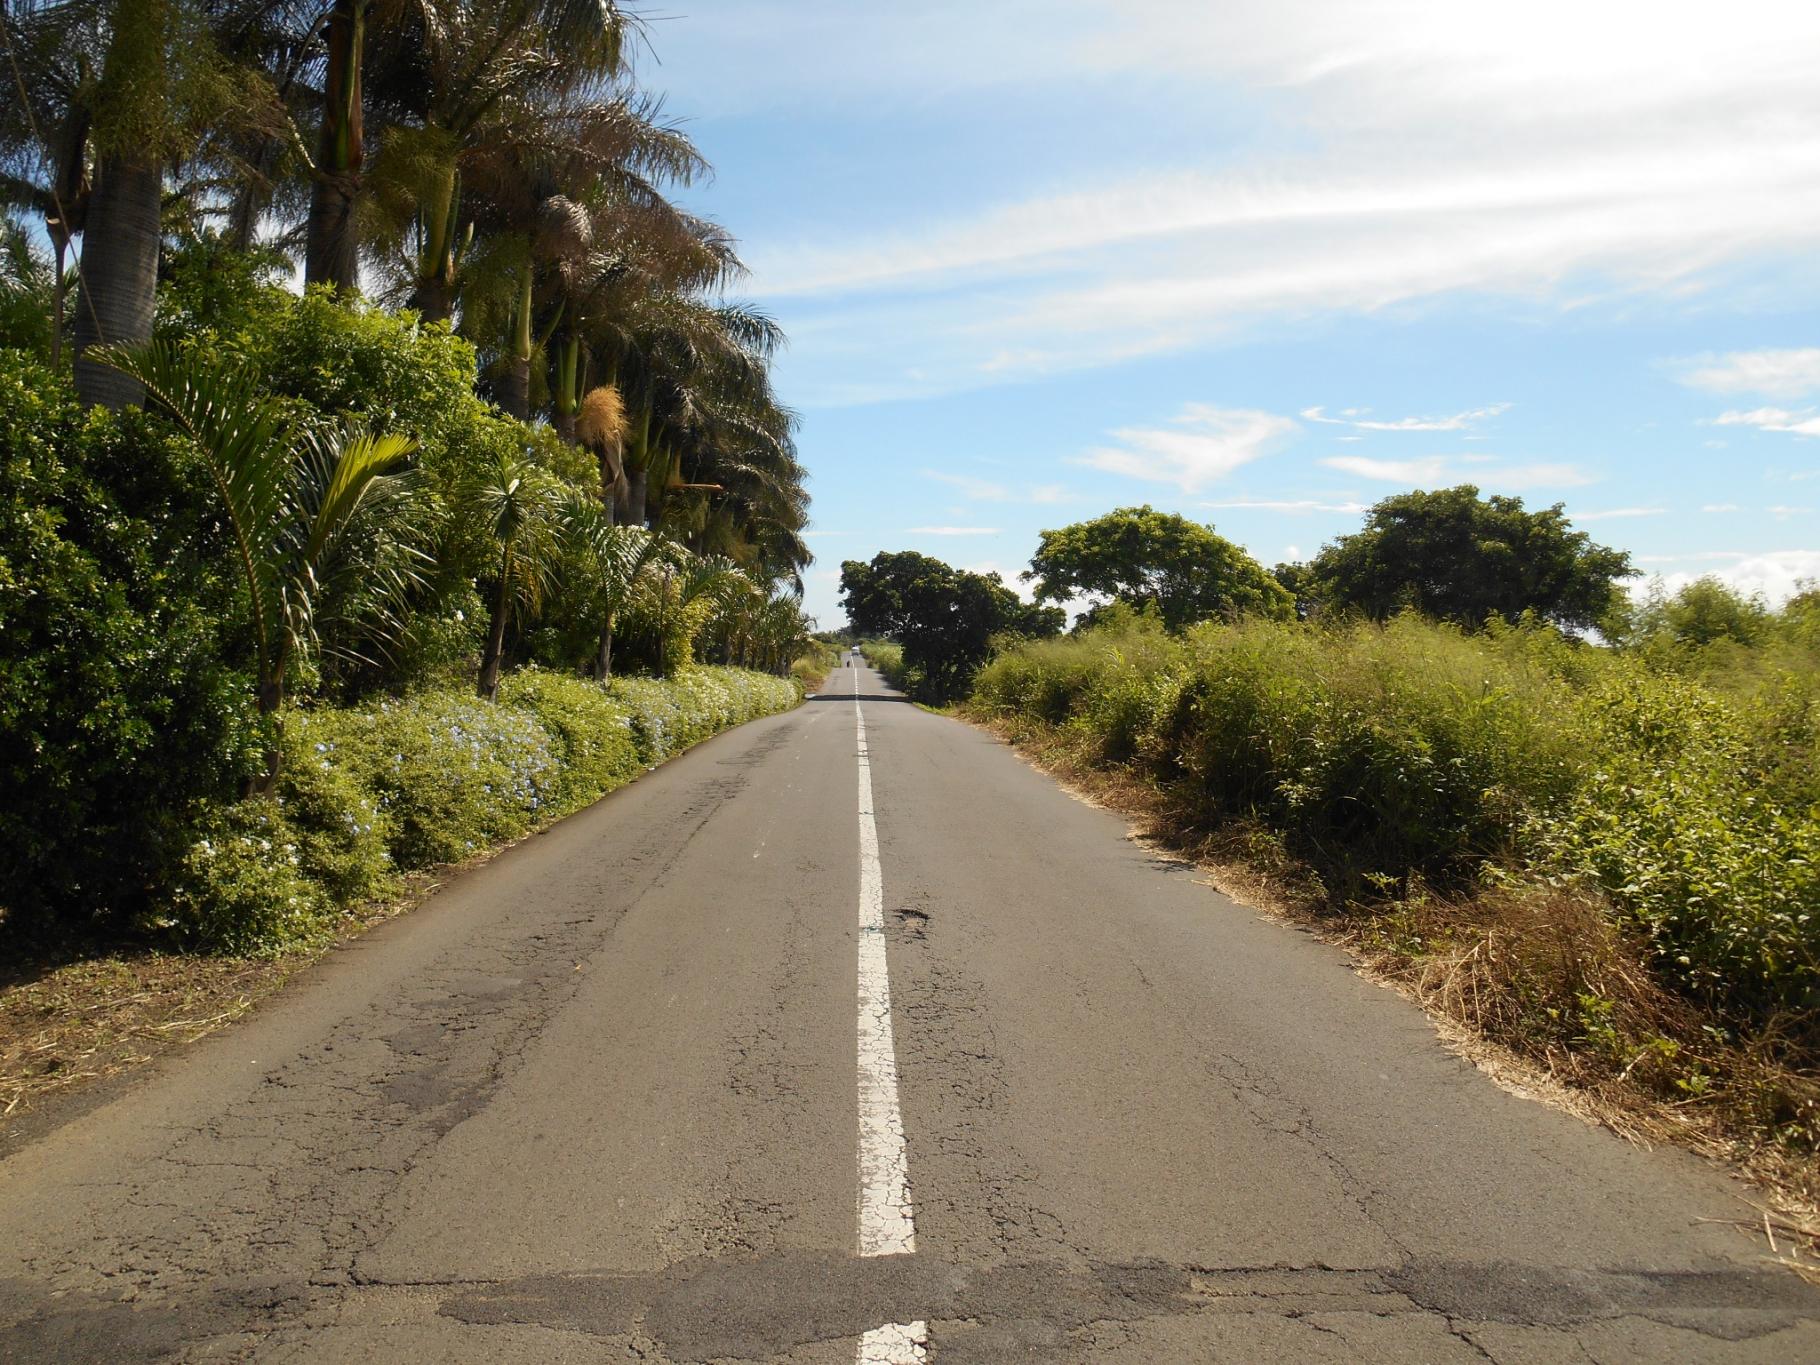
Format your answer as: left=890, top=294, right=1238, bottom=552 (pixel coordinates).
left=719, top=1, right=1820, bottom=405
left=1641, top=549, right=1820, bottom=606
left=1078, top=404, right=1298, bottom=492
left=1677, top=348, right=1820, bottom=400
left=1301, top=403, right=1510, bottom=432
left=1320, top=454, right=1592, bottom=489
left=1202, top=497, right=1369, bottom=514
left=906, top=525, right=1001, bottom=536
left=1769, top=505, right=1815, bottom=519
left=1713, top=407, right=1820, bottom=437
left=1571, top=506, right=1667, bottom=522
left=1321, top=455, right=1451, bottom=483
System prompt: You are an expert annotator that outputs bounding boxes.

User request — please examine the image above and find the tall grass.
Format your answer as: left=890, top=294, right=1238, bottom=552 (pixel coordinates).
left=975, top=615, right=1820, bottom=1030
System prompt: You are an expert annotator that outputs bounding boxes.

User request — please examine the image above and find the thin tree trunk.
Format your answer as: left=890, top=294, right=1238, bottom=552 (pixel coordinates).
left=553, top=407, right=576, bottom=443
left=598, top=449, right=619, bottom=519
left=626, top=465, right=648, bottom=529
left=246, top=675, right=286, bottom=797
left=305, top=0, right=366, bottom=293
left=594, top=619, right=613, bottom=681
left=49, top=237, right=68, bottom=370
left=477, top=555, right=511, bottom=699
left=72, top=155, right=161, bottom=409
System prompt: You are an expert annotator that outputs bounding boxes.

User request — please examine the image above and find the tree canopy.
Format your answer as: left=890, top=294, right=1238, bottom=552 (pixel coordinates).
left=1297, top=486, right=1633, bottom=632
left=1023, top=506, right=1292, bottom=631
left=840, top=551, right=1062, bottom=702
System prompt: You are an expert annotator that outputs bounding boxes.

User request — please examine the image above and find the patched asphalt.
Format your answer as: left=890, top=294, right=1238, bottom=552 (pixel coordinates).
left=0, top=661, right=1815, bottom=1362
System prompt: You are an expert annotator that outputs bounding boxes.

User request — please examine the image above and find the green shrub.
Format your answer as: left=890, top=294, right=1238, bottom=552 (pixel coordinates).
left=497, top=669, right=641, bottom=812
left=0, top=352, right=259, bottom=936
left=153, top=798, right=331, bottom=953
left=304, top=693, right=564, bottom=868
left=1531, top=673, right=1820, bottom=1018
left=976, top=614, right=1820, bottom=1027
left=863, top=641, right=907, bottom=690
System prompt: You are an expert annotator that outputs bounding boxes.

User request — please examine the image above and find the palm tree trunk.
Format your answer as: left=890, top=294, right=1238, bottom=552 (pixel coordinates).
left=412, top=165, right=459, bottom=323
left=496, top=266, right=534, bottom=418
left=246, top=675, right=286, bottom=797
left=49, top=237, right=68, bottom=370
left=477, top=559, right=511, bottom=699
left=626, top=465, right=649, bottom=529
left=552, top=336, right=579, bottom=441
left=497, top=357, right=530, bottom=419
left=305, top=0, right=366, bottom=293
left=594, top=618, right=614, bottom=681
left=71, top=154, right=161, bottom=409
left=414, top=274, right=453, bottom=325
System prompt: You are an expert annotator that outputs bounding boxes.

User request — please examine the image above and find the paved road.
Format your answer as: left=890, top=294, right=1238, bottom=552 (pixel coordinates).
left=2, top=660, right=1816, bottom=1362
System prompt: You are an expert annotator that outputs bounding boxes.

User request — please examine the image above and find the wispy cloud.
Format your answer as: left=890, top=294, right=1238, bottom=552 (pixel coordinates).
left=1713, top=407, right=1820, bottom=438
left=1572, top=506, right=1667, bottom=522
left=1301, top=403, right=1509, bottom=432
left=923, top=470, right=1076, bottom=504
left=1701, top=503, right=1741, bottom=513
left=1202, top=497, right=1369, bottom=514
left=1322, top=455, right=1451, bottom=483
left=906, top=525, right=1001, bottom=536
left=1078, top=404, right=1298, bottom=492
left=1676, top=348, right=1820, bottom=400
left=1768, top=505, right=1815, bottom=519
left=1320, top=454, right=1592, bottom=489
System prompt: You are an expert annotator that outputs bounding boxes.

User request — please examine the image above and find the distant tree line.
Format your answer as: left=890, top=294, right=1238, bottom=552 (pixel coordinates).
left=845, top=487, right=1659, bottom=701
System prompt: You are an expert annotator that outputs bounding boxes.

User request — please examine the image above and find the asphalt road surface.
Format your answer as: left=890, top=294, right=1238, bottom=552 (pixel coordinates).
left=2, top=659, right=1817, bottom=1362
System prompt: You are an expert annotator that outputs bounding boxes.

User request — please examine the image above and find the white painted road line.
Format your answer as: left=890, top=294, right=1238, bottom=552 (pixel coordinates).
left=853, top=666, right=927, bottom=1362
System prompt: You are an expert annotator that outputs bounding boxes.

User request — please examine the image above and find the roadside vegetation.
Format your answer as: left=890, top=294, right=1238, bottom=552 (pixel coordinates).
left=871, top=496, right=1820, bottom=1207
left=0, top=2, right=822, bottom=976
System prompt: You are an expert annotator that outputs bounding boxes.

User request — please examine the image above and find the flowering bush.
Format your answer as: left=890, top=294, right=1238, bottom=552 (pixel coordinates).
left=157, top=667, right=799, bottom=951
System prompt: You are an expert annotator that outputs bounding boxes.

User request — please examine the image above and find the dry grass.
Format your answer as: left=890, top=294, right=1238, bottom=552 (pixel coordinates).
left=972, top=708, right=1820, bottom=1260
left=0, top=875, right=433, bottom=1141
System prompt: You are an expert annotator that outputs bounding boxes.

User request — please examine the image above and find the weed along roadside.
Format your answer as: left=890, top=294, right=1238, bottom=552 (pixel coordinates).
left=965, top=611, right=1820, bottom=1236
left=0, top=667, right=802, bottom=1136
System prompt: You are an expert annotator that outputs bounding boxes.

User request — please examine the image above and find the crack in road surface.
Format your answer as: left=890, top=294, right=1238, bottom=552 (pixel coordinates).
left=0, top=662, right=1817, bottom=1362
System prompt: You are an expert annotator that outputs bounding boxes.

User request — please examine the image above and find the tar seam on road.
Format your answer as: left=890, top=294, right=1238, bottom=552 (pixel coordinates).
left=852, top=665, right=928, bottom=1363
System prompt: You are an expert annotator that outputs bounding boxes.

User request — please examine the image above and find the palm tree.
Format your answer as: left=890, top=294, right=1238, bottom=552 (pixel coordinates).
left=469, top=451, right=563, bottom=698
left=556, top=493, right=659, bottom=679
left=304, top=0, right=367, bottom=291
left=359, top=0, right=643, bottom=324
left=97, top=341, right=422, bottom=789
left=0, top=0, right=103, bottom=369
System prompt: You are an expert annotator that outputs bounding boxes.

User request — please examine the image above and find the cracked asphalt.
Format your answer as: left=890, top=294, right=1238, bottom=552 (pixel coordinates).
left=1, top=660, right=1817, bottom=1362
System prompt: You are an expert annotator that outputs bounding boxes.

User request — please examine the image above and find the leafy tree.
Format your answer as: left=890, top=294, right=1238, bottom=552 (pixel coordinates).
left=840, top=550, right=1062, bottom=702
left=0, top=351, right=258, bottom=931
left=1024, top=506, right=1293, bottom=631
left=1303, top=485, right=1633, bottom=632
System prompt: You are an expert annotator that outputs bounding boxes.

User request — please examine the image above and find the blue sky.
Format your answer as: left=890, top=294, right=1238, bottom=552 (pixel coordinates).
left=644, top=0, right=1820, bottom=627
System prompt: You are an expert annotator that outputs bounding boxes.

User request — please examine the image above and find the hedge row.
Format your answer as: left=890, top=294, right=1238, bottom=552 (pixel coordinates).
left=973, top=616, right=1820, bottom=1026
left=151, top=667, right=800, bottom=952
